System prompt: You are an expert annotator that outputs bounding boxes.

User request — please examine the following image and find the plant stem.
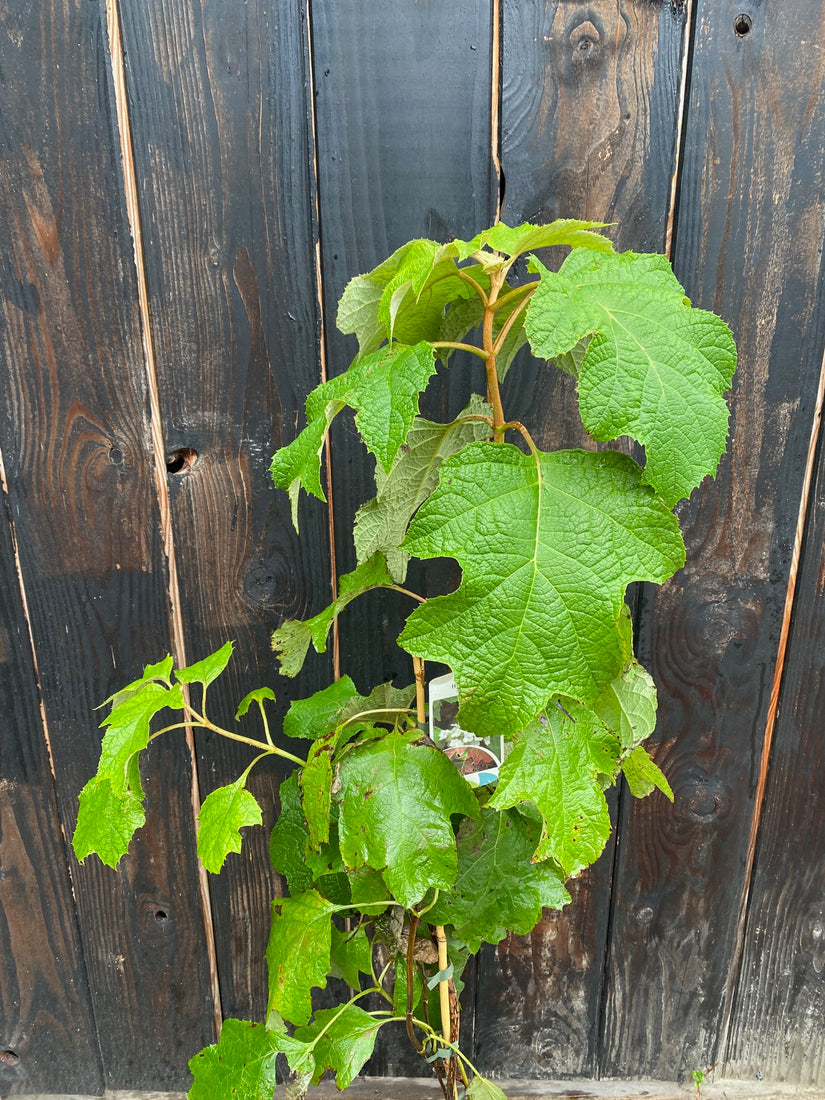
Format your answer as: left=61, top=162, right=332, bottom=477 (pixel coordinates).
left=483, top=269, right=508, bottom=440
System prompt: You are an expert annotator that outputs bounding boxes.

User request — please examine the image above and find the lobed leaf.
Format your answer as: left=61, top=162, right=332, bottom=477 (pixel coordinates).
left=400, top=443, right=684, bottom=739
left=72, top=777, right=145, bottom=868
left=329, top=923, right=374, bottom=989
left=451, top=219, right=613, bottom=261
left=526, top=250, right=736, bottom=505
left=271, top=341, right=437, bottom=529
left=427, top=806, right=570, bottom=952
left=353, top=396, right=492, bottom=582
left=489, top=705, right=614, bottom=876
left=337, top=730, right=478, bottom=907
left=266, top=890, right=336, bottom=1026
left=197, top=776, right=262, bottom=874
left=271, top=554, right=396, bottom=678
left=294, top=1004, right=381, bottom=1090
left=188, top=1017, right=313, bottom=1100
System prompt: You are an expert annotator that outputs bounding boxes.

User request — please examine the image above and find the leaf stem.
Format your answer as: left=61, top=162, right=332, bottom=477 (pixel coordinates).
left=483, top=269, right=509, bottom=440
left=455, top=269, right=488, bottom=306
left=389, top=584, right=427, bottom=604
left=181, top=706, right=307, bottom=767
left=430, top=340, right=490, bottom=361
left=502, top=420, right=540, bottom=456
left=493, top=287, right=535, bottom=355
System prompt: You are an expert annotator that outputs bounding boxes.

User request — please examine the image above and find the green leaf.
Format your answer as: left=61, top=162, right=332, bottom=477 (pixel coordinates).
left=337, top=239, right=485, bottom=355
left=337, top=730, right=478, bottom=907
left=427, top=806, right=570, bottom=952
left=235, top=686, right=276, bottom=719
left=593, top=654, right=657, bottom=751
left=489, top=706, right=614, bottom=876
left=176, top=641, right=234, bottom=686
left=72, top=776, right=145, bottom=868
left=270, top=773, right=315, bottom=893
left=353, top=397, right=492, bottom=582
left=392, top=954, right=424, bottom=1017
left=329, top=923, right=374, bottom=988
left=525, top=250, right=736, bottom=505
left=400, top=443, right=685, bottom=738
left=453, top=219, right=613, bottom=261
left=269, top=400, right=341, bottom=530
left=197, top=777, right=263, bottom=874
left=98, top=680, right=185, bottom=794
left=434, top=297, right=484, bottom=367
left=301, top=736, right=335, bottom=847
left=294, top=1004, right=380, bottom=1090
left=188, top=1017, right=313, bottom=1100
left=283, top=676, right=361, bottom=740
left=271, top=554, right=395, bottom=677
left=266, top=891, right=335, bottom=1026
left=467, top=1076, right=510, bottom=1100
left=621, top=745, right=674, bottom=801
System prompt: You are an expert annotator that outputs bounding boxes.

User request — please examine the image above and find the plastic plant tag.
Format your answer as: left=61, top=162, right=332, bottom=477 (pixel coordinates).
left=428, top=672, right=504, bottom=786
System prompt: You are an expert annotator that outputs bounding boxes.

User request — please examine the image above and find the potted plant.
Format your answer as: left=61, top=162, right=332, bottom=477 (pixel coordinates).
left=72, top=220, right=736, bottom=1100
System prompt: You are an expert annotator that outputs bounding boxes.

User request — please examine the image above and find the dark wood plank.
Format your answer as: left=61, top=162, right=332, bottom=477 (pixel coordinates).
left=0, top=0, right=215, bottom=1088
left=0, top=485, right=102, bottom=1095
left=115, top=0, right=334, bottom=1023
left=725, top=334, right=825, bottom=1074
left=601, top=0, right=825, bottom=1079
left=309, top=0, right=496, bottom=1074
left=473, top=0, right=689, bottom=1077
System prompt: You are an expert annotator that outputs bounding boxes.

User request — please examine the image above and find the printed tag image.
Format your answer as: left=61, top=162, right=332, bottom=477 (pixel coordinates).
left=428, top=672, right=505, bottom=786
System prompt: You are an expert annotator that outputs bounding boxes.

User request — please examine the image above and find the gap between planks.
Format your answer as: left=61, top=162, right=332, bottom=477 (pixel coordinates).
left=102, top=0, right=222, bottom=1036
left=12, top=1080, right=825, bottom=1100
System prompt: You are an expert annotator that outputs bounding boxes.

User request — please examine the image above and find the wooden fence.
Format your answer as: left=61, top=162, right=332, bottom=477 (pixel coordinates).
left=2, top=0, right=825, bottom=1094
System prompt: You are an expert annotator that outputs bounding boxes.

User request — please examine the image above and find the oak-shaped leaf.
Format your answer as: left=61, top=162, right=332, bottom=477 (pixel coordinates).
left=188, top=1017, right=313, bottom=1100
left=427, top=806, right=570, bottom=951
left=353, top=396, right=492, bottom=581
left=525, top=250, right=736, bottom=505
left=271, top=554, right=395, bottom=678
left=489, top=705, right=616, bottom=876
left=197, top=775, right=263, bottom=874
left=266, top=890, right=335, bottom=1026
left=294, top=1004, right=381, bottom=1090
left=271, top=341, right=437, bottom=528
left=337, top=730, right=478, bottom=907
left=73, top=776, right=145, bottom=868
left=400, top=443, right=684, bottom=739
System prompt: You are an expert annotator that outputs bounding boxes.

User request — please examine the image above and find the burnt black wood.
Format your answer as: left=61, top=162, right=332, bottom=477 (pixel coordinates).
left=0, top=0, right=216, bottom=1088
left=309, top=0, right=496, bottom=1074
left=0, top=498, right=102, bottom=1095
left=116, top=0, right=334, bottom=1025
left=722, top=11, right=825, bottom=1077
left=470, top=0, right=689, bottom=1078
left=601, top=0, right=825, bottom=1078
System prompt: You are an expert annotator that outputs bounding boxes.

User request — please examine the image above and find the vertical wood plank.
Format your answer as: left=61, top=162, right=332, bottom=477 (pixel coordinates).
left=0, top=0, right=215, bottom=1087
left=725, top=294, right=825, bottom=1077
left=115, top=0, right=332, bottom=1021
left=0, top=473, right=103, bottom=1095
left=309, top=0, right=496, bottom=1074
left=474, top=0, right=688, bottom=1077
left=601, top=0, right=825, bottom=1078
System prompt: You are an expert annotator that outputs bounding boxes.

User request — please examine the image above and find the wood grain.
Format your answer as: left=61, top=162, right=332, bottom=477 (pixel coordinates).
left=0, top=475, right=102, bottom=1095
left=0, top=0, right=217, bottom=1089
left=601, top=0, right=825, bottom=1079
left=725, top=314, right=825, bottom=1076
left=114, top=0, right=334, bottom=1024
left=473, top=0, right=689, bottom=1077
